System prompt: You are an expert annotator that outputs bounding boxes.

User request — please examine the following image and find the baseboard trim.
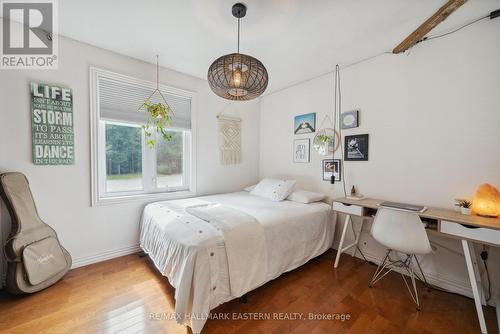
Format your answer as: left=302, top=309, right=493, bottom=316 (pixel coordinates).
left=331, top=244, right=475, bottom=300
left=360, top=249, right=474, bottom=299
left=71, top=244, right=141, bottom=269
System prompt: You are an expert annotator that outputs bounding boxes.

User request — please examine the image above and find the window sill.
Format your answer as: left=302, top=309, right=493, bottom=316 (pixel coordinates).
left=92, top=189, right=196, bottom=206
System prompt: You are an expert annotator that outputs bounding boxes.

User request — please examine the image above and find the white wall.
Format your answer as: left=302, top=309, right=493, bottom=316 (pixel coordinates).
left=0, top=33, right=261, bottom=279
left=259, top=19, right=500, bottom=300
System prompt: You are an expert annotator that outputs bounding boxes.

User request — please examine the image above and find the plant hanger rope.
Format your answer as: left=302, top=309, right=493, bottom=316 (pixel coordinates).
left=317, top=113, right=334, bottom=130
left=138, top=55, right=174, bottom=147
left=138, top=55, right=174, bottom=116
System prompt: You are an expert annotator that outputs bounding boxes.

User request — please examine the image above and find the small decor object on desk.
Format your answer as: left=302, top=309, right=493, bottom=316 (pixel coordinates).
left=472, top=183, right=500, bottom=217
left=347, top=185, right=365, bottom=200
left=293, top=139, right=310, bottom=163
left=457, top=200, right=472, bottom=215
left=294, top=113, right=316, bottom=134
left=344, top=134, right=369, bottom=161
left=341, top=110, right=359, bottom=129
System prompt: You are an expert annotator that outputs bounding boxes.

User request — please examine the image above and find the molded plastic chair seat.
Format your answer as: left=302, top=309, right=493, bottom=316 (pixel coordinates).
left=371, top=208, right=432, bottom=255
left=369, top=207, right=432, bottom=310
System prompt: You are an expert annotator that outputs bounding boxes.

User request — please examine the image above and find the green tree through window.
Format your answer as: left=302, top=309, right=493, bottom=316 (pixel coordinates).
left=105, top=123, right=142, bottom=176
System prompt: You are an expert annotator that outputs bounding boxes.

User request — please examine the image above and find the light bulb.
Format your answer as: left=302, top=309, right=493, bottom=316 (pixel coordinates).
left=233, top=68, right=242, bottom=87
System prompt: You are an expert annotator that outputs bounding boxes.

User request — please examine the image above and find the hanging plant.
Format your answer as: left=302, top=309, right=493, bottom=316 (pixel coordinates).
left=318, top=134, right=331, bottom=144
left=138, top=55, right=175, bottom=148
left=142, top=100, right=172, bottom=148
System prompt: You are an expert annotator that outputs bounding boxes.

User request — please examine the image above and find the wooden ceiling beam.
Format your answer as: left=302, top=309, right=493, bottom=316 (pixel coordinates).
left=393, top=0, right=468, bottom=54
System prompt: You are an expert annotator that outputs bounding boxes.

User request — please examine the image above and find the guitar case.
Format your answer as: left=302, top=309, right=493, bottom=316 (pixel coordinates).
left=0, top=172, right=71, bottom=294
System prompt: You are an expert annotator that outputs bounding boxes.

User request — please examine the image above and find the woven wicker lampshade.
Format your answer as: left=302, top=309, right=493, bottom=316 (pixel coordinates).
left=207, top=3, right=268, bottom=101
left=208, top=53, right=268, bottom=101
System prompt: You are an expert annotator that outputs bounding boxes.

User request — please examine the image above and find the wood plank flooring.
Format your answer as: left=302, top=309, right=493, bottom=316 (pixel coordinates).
left=0, top=250, right=497, bottom=334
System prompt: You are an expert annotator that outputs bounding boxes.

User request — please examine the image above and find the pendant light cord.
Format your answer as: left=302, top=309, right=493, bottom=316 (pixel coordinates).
left=333, top=64, right=369, bottom=264
left=333, top=65, right=347, bottom=197
left=237, top=18, right=240, bottom=53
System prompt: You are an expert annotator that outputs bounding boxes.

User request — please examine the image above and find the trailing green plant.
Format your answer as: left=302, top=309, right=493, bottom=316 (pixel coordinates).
left=318, top=134, right=331, bottom=143
left=457, top=200, right=472, bottom=208
left=142, top=101, right=172, bottom=148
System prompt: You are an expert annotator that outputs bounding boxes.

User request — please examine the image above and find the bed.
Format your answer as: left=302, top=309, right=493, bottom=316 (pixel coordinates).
left=140, top=191, right=334, bottom=333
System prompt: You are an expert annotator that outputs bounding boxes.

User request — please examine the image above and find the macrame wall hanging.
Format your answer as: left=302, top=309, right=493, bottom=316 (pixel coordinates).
left=217, top=114, right=242, bottom=165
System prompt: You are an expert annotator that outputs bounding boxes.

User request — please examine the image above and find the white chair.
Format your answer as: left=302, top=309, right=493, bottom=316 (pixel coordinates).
left=369, top=207, right=432, bottom=310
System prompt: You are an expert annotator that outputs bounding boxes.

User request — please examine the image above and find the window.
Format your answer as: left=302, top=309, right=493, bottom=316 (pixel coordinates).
left=104, top=122, right=143, bottom=193
left=156, top=129, right=185, bottom=189
left=90, top=68, right=196, bottom=205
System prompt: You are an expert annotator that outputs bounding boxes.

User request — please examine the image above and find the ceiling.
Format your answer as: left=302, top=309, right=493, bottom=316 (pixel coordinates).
left=58, top=0, right=497, bottom=94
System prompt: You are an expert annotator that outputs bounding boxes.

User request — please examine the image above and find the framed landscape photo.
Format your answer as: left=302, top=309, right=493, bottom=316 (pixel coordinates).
left=294, top=113, right=316, bottom=134
left=341, top=110, right=359, bottom=129
left=293, top=139, right=310, bottom=163
left=322, top=159, right=341, bottom=181
left=344, top=134, right=369, bottom=161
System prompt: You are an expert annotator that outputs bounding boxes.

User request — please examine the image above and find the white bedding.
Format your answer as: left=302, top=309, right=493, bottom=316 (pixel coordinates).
left=186, top=204, right=267, bottom=297
left=140, top=191, right=334, bottom=333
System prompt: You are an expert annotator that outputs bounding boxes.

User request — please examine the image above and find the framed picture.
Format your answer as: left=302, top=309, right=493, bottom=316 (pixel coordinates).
left=294, top=113, right=316, bottom=134
left=322, top=159, right=341, bottom=181
left=344, top=134, right=369, bottom=161
left=341, top=110, right=359, bottom=129
left=293, top=139, right=310, bottom=163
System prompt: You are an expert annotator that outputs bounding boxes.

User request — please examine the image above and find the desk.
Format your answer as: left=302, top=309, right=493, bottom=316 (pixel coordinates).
left=332, top=197, right=500, bottom=334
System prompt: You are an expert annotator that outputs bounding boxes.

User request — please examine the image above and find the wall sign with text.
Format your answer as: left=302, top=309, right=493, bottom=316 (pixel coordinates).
left=31, top=82, right=74, bottom=165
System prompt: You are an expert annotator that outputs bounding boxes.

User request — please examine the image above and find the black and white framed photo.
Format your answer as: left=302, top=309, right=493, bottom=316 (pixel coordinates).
left=322, top=159, right=341, bottom=181
left=293, top=138, right=310, bottom=163
left=341, top=110, right=359, bottom=129
left=344, top=134, right=369, bottom=161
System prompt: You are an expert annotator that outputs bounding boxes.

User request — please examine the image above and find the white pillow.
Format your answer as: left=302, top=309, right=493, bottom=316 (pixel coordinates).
left=287, top=190, right=325, bottom=204
left=244, top=184, right=257, bottom=192
left=250, top=178, right=296, bottom=201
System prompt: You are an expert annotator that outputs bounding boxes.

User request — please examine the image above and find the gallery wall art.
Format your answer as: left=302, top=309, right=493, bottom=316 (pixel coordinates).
left=293, top=138, right=310, bottom=163
left=344, top=134, right=369, bottom=161
left=322, top=159, right=341, bottom=181
left=340, top=110, right=359, bottom=129
left=294, top=113, right=316, bottom=134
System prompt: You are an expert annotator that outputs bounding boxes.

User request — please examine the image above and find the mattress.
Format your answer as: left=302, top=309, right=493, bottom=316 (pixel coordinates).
left=140, top=191, right=334, bottom=333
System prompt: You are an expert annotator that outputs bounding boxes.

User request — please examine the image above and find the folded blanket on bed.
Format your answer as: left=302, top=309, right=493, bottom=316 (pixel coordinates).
left=186, top=204, right=267, bottom=297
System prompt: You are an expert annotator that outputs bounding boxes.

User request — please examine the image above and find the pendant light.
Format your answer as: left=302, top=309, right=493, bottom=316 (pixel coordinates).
left=207, top=3, right=268, bottom=101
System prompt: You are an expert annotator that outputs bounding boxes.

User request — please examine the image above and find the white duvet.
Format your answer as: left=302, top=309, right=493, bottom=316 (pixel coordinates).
left=140, top=191, right=334, bottom=333
left=186, top=204, right=267, bottom=297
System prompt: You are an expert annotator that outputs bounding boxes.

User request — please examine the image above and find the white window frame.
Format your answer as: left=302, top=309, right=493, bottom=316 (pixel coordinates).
left=89, top=67, right=197, bottom=206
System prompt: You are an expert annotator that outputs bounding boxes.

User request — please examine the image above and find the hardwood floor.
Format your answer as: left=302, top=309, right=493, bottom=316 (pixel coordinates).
left=0, top=250, right=497, bottom=334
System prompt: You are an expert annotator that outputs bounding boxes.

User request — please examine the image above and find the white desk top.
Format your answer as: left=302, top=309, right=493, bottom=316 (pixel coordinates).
left=333, top=197, right=500, bottom=231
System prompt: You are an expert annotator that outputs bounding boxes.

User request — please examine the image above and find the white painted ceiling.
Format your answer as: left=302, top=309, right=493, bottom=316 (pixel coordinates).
left=58, top=0, right=498, bottom=94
